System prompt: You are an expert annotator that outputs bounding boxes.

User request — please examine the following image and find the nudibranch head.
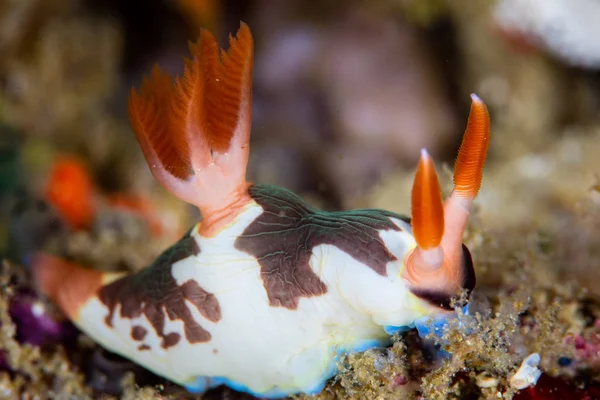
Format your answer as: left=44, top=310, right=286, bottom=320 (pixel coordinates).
left=404, top=94, right=490, bottom=309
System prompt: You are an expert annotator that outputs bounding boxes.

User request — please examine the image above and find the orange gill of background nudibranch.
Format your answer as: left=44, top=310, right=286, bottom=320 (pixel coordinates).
left=45, top=156, right=96, bottom=231
left=45, top=155, right=169, bottom=238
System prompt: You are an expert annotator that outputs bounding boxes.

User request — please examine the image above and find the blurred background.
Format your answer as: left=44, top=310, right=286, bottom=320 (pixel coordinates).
left=1, top=0, right=600, bottom=398
left=1, top=0, right=600, bottom=238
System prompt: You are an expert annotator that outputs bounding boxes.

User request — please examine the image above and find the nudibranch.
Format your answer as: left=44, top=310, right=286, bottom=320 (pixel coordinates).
left=31, top=23, right=491, bottom=398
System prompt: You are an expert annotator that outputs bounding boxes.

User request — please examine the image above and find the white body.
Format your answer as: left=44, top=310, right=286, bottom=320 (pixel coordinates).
left=75, top=202, right=432, bottom=396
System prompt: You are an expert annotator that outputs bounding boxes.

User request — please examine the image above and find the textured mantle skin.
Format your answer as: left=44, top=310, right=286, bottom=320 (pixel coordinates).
left=71, top=184, right=474, bottom=397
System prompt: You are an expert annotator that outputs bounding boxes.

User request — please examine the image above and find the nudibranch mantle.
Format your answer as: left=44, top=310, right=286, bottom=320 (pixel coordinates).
left=31, top=22, right=491, bottom=397
left=74, top=183, right=447, bottom=396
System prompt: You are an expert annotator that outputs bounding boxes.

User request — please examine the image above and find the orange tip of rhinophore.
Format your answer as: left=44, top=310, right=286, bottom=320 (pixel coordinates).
left=453, top=94, right=491, bottom=199
left=470, top=93, right=481, bottom=103
left=411, top=149, right=444, bottom=250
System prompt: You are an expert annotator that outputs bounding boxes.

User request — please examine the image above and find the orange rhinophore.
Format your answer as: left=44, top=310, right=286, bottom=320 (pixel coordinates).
left=45, top=156, right=96, bottom=230
left=411, top=149, right=444, bottom=251
left=405, top=94, right=490, bottom=295
left=453, top=94, right=491, bottom=200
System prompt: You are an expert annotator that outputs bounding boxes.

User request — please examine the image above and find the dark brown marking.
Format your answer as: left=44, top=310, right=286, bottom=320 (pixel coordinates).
left=138, top=344, right=151, bottom=351
left=235, top=184, right=405, bottom=310
left=131, top=326, right=147, bottom=341
left=180, top=280, right=221, bottom=322
left=98, top=230, right=220, bottom=349
left=212, top=348, right=218, bottom=354
left=163, top=332, right=181, bottom=348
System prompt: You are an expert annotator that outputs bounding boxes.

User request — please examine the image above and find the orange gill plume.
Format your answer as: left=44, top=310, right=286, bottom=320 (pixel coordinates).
left=30, top=24, right=255, bottom=327
left=404, top=94, right=491, bottom=298
left=128, top=22, right=254, bottom=231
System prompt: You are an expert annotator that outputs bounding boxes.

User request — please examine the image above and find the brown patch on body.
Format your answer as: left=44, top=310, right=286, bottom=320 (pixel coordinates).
left=138, top=344, right=151, bottom=351
left=163, top=333, right=181, bottom=348
left=131, top=326, right=147, bottom=341
left=98, top=230, right=221, bottom=349
left=235, top=184, right=405, bottom=310
left=180, top=280, right=221, bottom=322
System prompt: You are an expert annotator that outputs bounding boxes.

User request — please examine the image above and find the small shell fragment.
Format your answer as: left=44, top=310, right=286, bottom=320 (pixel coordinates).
left=510, top=353, right=542, bottom=390
left=476, top=372, right=499, bottom=388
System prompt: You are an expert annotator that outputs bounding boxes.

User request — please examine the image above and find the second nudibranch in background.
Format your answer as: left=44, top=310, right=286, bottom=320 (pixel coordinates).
left=31, top=23, right=491, bottom=398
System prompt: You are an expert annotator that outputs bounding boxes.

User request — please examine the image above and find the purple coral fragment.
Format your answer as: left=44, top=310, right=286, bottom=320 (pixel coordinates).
left=0, top=291, right=77, bottom=372
left=9, top=293, right=65, bottom=346
left=565, top=319, right=600, bottom=366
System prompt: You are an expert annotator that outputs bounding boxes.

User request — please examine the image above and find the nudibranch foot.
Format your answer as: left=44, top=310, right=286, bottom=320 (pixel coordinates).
left=383, top=304, right=471, bottom=365
left=183, top=338, right=393, bottom=399
left=413, top=304, right=471, bottom=340
left=186, top=376, right=329, bottom=399
left=184, top=376, right=219, bottom=395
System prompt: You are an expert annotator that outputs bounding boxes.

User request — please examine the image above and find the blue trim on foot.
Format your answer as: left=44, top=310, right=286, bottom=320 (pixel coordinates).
left=183, top=338, right=391, bottom=398
left=383, top=324, right=413, bottom=335
left=186, top=375, right=330, bottom=399
left=414, top=304, right=470, bottom=340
